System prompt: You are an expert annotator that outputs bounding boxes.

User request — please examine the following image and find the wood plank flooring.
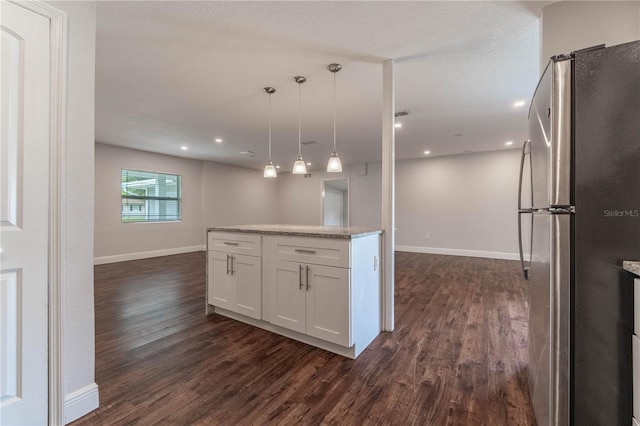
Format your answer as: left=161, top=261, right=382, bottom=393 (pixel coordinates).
left=73, top=251, right=535, bottom=425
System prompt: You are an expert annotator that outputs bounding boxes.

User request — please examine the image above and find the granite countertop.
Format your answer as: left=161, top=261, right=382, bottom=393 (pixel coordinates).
left=623, top=261, right=640, bottom=276
left=207, top=224, right=383, bottom=240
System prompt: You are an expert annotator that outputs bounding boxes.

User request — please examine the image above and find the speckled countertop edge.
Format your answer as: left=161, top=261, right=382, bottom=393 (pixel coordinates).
left=623, top=261, right=640, bottom=276
left=207, top=224, right=383, bottom=240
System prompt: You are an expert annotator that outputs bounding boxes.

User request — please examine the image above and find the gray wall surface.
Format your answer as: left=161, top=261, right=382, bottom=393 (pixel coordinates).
left=201, top=159, right=279, bottom=227
left=395, top=149, right=521, bottom=258
left=541, top=1, right=640, bottom=72
left=94, top=143, right=204, bottom=259
left=94, top=143, right=279, bottom=260
left=276, top=164, right=382, bottom=228
left=96, top=145, right=521, bottom=259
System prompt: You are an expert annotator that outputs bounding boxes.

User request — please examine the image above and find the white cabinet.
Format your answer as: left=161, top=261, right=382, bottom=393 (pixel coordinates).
left=269, top=259, right=350, bottom=346
left=206, top=228, right=381, bottom=359
left=207, top=232, right=262, bottom=320
left=264, top=234, right=380, bottom=356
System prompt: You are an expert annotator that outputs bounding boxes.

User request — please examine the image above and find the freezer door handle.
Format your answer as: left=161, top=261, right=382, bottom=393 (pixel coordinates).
left=518, top=140, right=534, bottom=280
left=518, top=211, right=533, bottom=281
left=518, top=140, right=533, bottom=211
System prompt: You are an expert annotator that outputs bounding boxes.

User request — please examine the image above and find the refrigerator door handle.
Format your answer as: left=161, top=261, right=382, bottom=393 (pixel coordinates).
left=518, top=139, right=533, bottom=280
left=518, top=211, right=532, bottom=280
left=518, top=140, right=532, bottom=211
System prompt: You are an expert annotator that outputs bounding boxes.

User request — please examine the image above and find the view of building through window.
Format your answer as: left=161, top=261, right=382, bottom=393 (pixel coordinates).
left=121, top=169, right=181, bottom=222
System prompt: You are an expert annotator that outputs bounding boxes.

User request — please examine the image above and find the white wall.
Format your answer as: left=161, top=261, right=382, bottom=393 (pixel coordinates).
left=94, top=144, right=279, bottom=262
left=94, top=143, right=204, bottom=262
left=276, top=151, right=519, bottom=259
left=541, top=1, right=640, bottom=68
left=276, top=164, right=381, bottom=228
left=395, top=149, right=521, bottom=259
left=351, top=163, right=382, bottom=228
left=201, top=160, right=278, bottom=226
left=43, top=0, right=98, bottom=423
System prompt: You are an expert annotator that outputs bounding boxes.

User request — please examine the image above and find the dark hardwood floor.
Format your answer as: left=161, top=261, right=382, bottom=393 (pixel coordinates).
left=73, top=251, right=535, bottom=425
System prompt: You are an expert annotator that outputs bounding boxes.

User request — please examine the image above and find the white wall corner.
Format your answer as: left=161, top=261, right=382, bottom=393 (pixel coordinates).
left=395, top=245, right=520, bottom=261
left=94, top=245, right=205, bottom=265
left=64, top=383, right=99, bottom=424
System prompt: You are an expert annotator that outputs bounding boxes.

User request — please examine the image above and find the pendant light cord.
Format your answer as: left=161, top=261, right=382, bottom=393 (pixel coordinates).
left=268, top=93, right=272, bottom=162
left=298, top=82, right=302, bottom=156
left=333, top=71, right=337, bottom=152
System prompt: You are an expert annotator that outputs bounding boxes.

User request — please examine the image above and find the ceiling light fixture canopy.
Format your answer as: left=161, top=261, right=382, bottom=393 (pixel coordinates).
left=327, top=63, right=343, bottom=173
left=292, top=76, right=307, bottom=174
left=263, top=87, right=277, bottom=178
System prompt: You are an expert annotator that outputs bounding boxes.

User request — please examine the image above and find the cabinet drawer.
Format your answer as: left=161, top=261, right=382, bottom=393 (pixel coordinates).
left=265, top=236, right=349, bottom=268
left=208, top=232, right=261, bottom=256
left=634, top=334, right=640, bottom=420
left=633, top=278, right=640, bottom=336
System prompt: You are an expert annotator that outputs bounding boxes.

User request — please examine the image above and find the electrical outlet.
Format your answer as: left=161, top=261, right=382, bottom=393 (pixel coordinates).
left=425, top=232, right=430, bottom=239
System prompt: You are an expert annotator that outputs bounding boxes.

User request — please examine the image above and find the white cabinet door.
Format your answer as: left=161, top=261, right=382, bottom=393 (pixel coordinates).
left=306, top=264, right=351, bottom=346
left=233, top=254, right=261, bottom=320
left=270, top=259, right=306, bottom=334
left=208, top=251, right=233, bottom=311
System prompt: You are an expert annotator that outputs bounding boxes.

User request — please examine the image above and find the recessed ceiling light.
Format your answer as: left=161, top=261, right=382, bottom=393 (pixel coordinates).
left=505, top=141, right=513, bottom=146
left=394, top=123, right=402, bottom=128
left=215, top=138, right=223, bottom=143
left=181, top=146, right=188, bottom=150
left=424, top=150, right=431, bottom=155
left=306, top=162, right=311, bottom=166
left=513, top=100, right=526, bottom=107
left=275, top=165, right=280, bottom=169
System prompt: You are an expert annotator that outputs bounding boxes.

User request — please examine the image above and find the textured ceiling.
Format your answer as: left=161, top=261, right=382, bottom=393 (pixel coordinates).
left=95, top=1, right=552, bottom=171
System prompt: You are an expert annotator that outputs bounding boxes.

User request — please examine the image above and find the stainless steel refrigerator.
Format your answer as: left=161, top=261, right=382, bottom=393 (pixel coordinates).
left=518, top=40, right=640, bottom=425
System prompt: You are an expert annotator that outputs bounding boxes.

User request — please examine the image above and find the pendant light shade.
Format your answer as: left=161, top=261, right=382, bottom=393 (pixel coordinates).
left=327, top=63, right=343, bottom=173
left=293, top=155, right=307, bottom=174
left=264, top=161, right=277, bottom=178
left=327, top=151, right=342, bottom=172
left=292, top=76, right=307, bottom=174
left=263, top=87, right=277, bottom=178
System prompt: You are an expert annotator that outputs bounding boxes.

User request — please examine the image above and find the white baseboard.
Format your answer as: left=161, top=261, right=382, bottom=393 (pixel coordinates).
left=395, top=245, right=519, bottom=261
left=94, top=245, right=205, bottom=265
left=64, top=383, right=99, bottom=424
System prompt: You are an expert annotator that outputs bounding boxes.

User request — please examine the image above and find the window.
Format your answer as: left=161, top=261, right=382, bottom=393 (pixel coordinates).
left=121, top=169, right=181, bottom=222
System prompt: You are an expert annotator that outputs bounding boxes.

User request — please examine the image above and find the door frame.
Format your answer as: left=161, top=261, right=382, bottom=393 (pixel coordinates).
left=320, top=177, right=350, bottom=227
left=8, top=1, right=68, bottom=424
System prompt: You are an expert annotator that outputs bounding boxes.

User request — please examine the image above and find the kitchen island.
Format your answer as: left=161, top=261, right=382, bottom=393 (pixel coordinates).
left=206, top=225, right=383, bottom=358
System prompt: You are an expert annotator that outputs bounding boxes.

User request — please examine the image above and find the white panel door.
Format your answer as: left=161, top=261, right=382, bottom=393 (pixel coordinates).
left=1, top=2, right=51, bottom=425
left=208, top=251, right=233, bottom=311
left=306, top=265, right=350, bottom=346
left=270, top=260, right=305, bottom=334
left=233, top=254, right=261, bottom=320
left=323, top=190, right=343, bottom=227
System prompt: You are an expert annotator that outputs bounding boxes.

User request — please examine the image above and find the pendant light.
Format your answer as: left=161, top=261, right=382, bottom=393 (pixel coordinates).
left=263, top=87, right=277, bottom=178
left=327, top=63, right=343, bottom=173
left=292, top=76, right=307, bottom=174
